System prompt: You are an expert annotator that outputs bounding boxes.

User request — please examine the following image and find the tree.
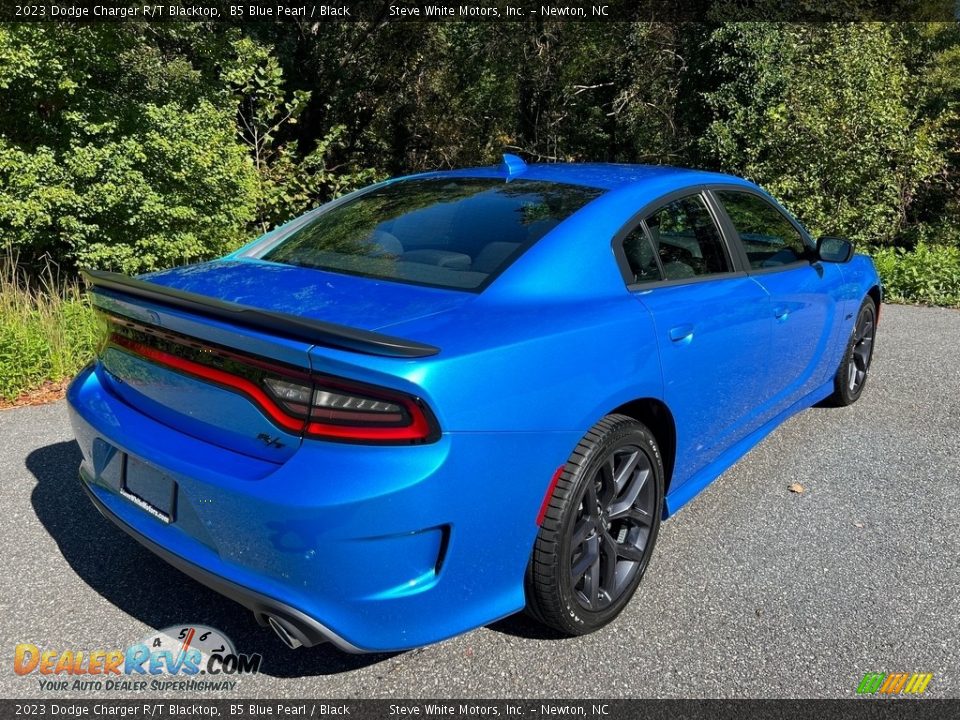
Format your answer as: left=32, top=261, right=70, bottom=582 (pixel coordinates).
left=223, top=37, right=376, bottom=233
left=0, top=24, right=257, bottom=274
left=702, top=23, right=944, bottom=246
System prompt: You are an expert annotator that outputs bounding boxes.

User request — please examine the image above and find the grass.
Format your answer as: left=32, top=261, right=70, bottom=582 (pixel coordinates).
left=0, top=254, right=100, bottom=402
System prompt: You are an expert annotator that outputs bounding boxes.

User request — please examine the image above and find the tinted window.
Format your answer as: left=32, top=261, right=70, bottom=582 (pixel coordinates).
left=261, top=178, right=602, bottom=290
left=717, top=191, right=810, bottom=269
left=623, top=226, right=662, bottom=284
left=644, top=195, right=731, bottom=280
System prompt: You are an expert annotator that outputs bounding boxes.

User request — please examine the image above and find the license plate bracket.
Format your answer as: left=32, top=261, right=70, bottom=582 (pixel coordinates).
left=120, top=455, right=177, bottom=523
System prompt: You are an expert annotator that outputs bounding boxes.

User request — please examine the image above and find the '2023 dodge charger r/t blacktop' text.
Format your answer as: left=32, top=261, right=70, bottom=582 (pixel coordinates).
left=68, top=156, right=880, bottom=652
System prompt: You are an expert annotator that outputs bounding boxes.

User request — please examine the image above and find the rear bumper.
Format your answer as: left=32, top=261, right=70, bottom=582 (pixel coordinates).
left=80, top=475, right=360, bottom=651
left=67, top=363, right=580, bottom=652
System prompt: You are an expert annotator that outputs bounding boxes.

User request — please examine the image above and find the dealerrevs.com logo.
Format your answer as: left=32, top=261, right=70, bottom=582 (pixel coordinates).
left=14, top=625, right=262, bottom=692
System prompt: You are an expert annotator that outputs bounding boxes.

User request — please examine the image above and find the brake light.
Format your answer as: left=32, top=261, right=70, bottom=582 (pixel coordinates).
left=261, top=374, right=436, bottom=442
left=103, top=314, right=439, bottom=444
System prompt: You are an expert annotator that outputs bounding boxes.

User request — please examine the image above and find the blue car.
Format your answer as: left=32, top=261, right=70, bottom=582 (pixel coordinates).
left=68, top=157, right=881, bottom=652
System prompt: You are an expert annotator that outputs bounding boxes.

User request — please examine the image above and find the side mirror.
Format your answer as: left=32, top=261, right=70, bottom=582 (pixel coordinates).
left=817, top=236, right=854, bottom=263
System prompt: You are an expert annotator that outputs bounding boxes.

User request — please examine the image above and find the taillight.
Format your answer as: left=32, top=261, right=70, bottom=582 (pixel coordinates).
left=261, top=374, right=437, bottom=442
left=103, top=313, right=439, bottom=444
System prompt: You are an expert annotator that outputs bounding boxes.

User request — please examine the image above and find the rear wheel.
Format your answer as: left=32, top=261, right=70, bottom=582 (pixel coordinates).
left=829, top=298, right=876, bottom=406
left=526, top=414, right=664, bottom=635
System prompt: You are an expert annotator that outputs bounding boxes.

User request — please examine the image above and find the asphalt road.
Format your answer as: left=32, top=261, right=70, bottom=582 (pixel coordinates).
left=2, top=303, right=958, bottom=699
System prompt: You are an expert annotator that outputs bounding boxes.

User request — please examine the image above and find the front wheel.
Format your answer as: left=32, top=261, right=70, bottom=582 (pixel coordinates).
left=829, top=298, right=876, bottom=406
left=525, top=414, right=664, bottom=635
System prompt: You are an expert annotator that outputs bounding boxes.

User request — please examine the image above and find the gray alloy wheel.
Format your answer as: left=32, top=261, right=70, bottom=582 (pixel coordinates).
left=830, top=298, right=876, bottom=406
left=568, top=443, right=657, bottom=611
left=525, top=414, right=664, bottom=635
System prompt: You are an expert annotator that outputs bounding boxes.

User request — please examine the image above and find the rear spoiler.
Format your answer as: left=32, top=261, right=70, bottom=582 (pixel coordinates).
left=81, top=269, right=440, bottom=359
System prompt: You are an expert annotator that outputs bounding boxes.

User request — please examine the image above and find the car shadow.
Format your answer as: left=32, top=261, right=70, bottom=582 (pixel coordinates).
left=26, top=440, right=397, bottom=678
left=812, top=398, right=842, bottom=409
left=485, top=613, right=569, bottom=641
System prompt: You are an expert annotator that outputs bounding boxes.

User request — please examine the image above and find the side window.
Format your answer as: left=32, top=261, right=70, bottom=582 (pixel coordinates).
left=623, top=226, right=662, bottom=284
left=717, top=191, right=810, bottom=269
left=644, top=194, right=731, bottom=280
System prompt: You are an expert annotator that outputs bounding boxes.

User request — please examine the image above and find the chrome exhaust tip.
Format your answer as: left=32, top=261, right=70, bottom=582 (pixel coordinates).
left=267, top=615, right=304, bottom=650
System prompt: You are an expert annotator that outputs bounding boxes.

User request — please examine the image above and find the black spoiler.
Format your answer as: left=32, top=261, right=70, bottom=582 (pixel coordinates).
left=81, top=269, right=440, bottom=359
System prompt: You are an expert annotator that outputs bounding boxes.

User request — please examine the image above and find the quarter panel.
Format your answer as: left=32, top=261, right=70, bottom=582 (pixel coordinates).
left=312, top=296, right=664, bottom=434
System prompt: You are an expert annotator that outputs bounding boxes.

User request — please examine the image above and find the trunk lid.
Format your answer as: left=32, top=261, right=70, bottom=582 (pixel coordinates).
left=143, top=258, right=473, bottom=332
left=89, top=259, right=457, bottom=463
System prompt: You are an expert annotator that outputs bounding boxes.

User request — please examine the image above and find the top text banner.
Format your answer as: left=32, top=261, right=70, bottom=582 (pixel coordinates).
left=5, top=0, right=960, bottom=22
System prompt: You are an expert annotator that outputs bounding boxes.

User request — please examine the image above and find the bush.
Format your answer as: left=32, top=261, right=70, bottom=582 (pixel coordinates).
left=872, top=243, right=960, bottom=307
left=0, top=256, right=99, bottom=401
left=703, top=24, right=944, bottom=247
left=0, top=25, right=259, bottom=275
left=0, top=101, right=258, bottom=275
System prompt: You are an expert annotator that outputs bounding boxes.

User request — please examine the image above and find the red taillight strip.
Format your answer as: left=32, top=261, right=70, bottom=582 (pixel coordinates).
left=110, top=333, right=305, bottom=433
left=108, top=332, right=437, bottom=443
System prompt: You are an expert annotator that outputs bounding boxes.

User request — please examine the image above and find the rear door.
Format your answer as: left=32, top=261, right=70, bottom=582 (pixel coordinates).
left=711, top=189, right=846, bottom=416
left=619, top=192, right=773, bottom=489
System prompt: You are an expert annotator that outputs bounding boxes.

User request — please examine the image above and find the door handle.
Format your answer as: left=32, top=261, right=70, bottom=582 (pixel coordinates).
left=774, top=306, right=790, bottom=321
left=669, top=324, right=695, bottom=342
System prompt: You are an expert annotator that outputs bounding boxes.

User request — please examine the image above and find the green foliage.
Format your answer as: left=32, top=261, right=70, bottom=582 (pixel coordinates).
left=702, top=24, right=946, bottom=246
left=3, top=22, right=956, bottom=276
left=224, top=38, right=378, bottom=232
left=1, top=22, right=960, bottom=401
left=0, top=101, right=257, bottom=274
left=0, top=24, right=258, bottom=274
left=905, top=23, right=960, bottom=236
left=308, top=23, right=691, bottom=169
left=256, top=126, right=380, bottom=228
left=872, top=243, right=960, bottom=307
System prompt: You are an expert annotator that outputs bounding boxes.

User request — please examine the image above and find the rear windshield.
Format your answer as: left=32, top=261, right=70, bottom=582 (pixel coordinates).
left=259, top=178, right=603, bottom=290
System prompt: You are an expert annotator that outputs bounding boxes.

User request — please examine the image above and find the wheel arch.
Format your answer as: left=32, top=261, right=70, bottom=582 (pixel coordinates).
left=867, top=284, right=882, bottom=317
left=610, top=398, right=677, bottom=496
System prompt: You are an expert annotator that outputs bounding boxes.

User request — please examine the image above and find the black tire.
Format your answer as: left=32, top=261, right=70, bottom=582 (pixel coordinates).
left=828, top=297, right=877, bottom=407
left=525, top=414, right=664, bottom=635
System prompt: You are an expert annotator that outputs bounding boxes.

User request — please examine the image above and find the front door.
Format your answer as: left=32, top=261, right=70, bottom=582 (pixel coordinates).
left=712, top=189, right=846, bottom=417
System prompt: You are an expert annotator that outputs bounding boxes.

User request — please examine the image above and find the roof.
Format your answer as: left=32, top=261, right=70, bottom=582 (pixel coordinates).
left=415, top=161, right=747, bottom=192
